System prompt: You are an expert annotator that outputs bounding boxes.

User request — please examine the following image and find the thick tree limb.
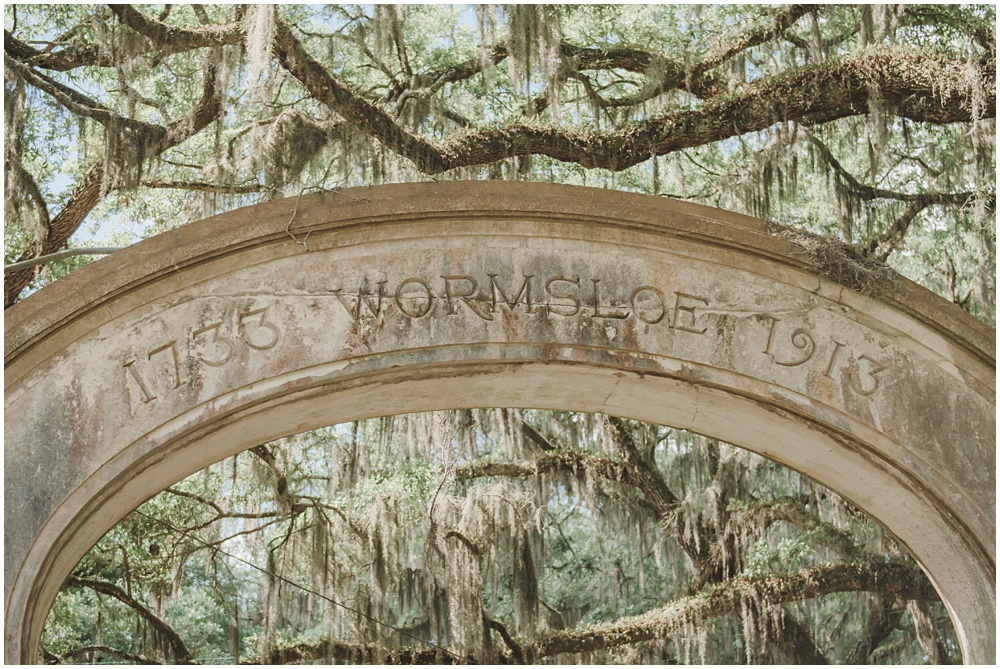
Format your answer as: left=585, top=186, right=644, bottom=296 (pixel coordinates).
left=442, top=50, right=991, bottom=169
left=143, top=179, right=271, bottom=194
left=558, top=43, right=648, bottom=73
left=527, top=560, right=938, bottom=659
left=5, top=154, right=51, bottom=244
left=66, top=576, right=196, bottom=664
left=4, top=54, right=164, bottom=136
left=4, top=160, right=116, bottom=308
left=456, top=451, right=630, bottom=486
left=485, top=616, right=524, bottom=664
left=844, top=597, right=905, bottom=664
left=258, top=639, right=475, bottom=665
left=4, top=30, right=111, bottom=71
left=444, top=530, right=482, bottom=557
left=107, top=5, right=244, bottom=51
left=521, top=421, right=557, bottom=452
left=274, top=24, right=993, bottom=176
left=272, top=20, right=442, bottom=172
left=5, top=3, right=242, bottom=72
left=603, top=416, right=679, bottom=515
left=3, top=5, right=242, bottom=86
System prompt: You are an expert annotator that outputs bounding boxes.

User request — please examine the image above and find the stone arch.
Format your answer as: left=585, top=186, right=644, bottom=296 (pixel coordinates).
left=4, top=182, right=994, bottom=663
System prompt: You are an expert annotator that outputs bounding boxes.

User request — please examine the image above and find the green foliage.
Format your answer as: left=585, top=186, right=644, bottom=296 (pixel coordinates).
left=44, top=412, right=960, bottom=663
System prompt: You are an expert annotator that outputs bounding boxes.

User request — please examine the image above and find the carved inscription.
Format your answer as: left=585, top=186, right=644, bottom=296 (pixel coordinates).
left=331, top=273, right=891, bottom=396
left=332, top=273, right=710, bottom=330
left=123, top=304, right=281, bottom=410
left=116, top=279, right=891, bottom=409
left=763, top=315, right=890, bottom=396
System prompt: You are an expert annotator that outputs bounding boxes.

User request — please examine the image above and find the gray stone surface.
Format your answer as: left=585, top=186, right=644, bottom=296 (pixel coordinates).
left=5, top=182, right=995, bottom=663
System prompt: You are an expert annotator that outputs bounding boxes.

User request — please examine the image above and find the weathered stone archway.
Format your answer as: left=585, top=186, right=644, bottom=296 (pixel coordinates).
left=5, top=182, right=995, bottom=663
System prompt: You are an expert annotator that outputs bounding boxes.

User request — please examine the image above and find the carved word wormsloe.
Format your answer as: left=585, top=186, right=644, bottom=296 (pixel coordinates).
left=333, top=273, right=708, bottom=328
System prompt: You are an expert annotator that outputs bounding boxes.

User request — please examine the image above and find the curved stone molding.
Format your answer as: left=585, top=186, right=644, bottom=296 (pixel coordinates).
left=4, top=182, right=995, bottom=663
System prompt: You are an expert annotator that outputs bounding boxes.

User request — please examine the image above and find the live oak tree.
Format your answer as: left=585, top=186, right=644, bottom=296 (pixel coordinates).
left=5, top=3, right=993, bottom=664
left=4, top=4, right=995, bottom=318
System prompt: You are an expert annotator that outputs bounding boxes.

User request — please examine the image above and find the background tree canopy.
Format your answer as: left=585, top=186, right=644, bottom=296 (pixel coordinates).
left=4, top=3, right=994, bottom=665
left=44, top=413, right=959, bottom=664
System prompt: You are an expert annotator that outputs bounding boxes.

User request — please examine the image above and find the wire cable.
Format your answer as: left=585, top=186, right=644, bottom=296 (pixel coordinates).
left=4, top=247, right=123, bottom=273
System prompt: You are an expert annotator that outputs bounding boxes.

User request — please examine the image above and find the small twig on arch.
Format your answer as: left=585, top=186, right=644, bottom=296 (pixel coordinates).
left=283, top=182, right=367, bottom=252
left=285, top=187, right=317, bottom=251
